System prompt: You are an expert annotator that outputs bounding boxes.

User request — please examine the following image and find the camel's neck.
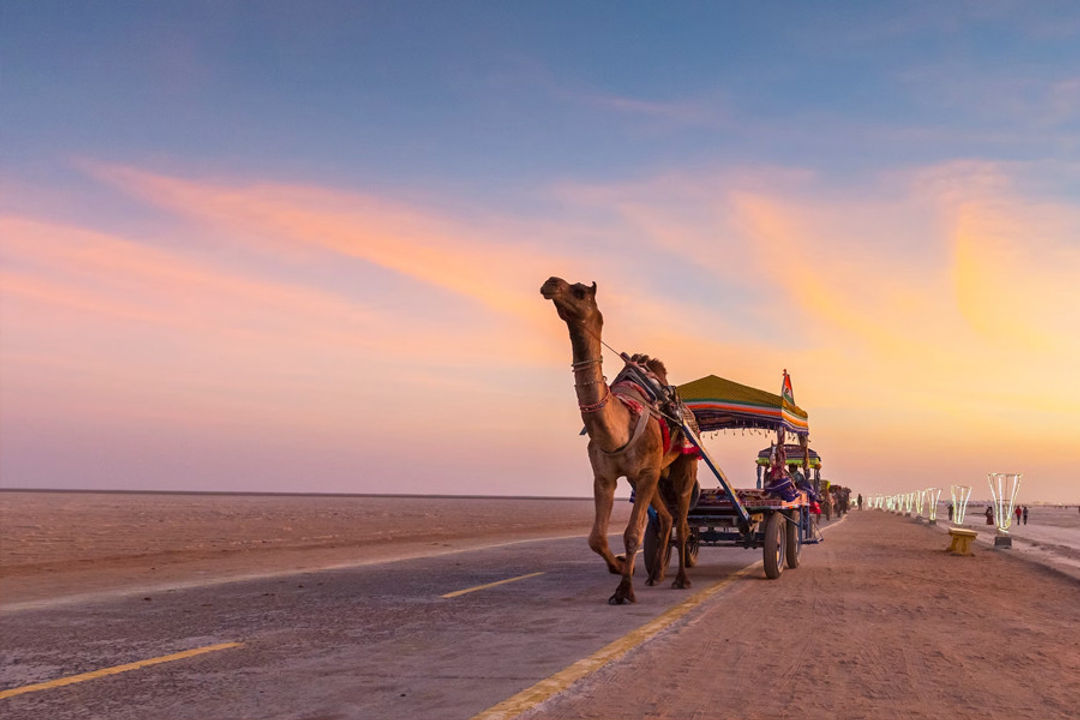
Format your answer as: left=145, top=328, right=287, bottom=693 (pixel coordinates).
left=567, top=321, right=630, bottom=451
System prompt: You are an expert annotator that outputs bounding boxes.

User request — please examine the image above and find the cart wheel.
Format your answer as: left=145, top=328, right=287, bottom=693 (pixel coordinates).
left=643, top=518, right=671, bottom=578
left=785, top=510, right=801, bottom=569
left=763, top=512, right=785, bottom=579
left=683, top=529, right=700, bottom=568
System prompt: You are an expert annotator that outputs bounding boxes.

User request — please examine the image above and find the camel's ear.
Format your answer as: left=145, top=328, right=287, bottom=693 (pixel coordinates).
left=589, top=281, right=597, bottom=296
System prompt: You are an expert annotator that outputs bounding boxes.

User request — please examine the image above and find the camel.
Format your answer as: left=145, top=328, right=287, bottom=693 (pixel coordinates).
left=540, top=277, right=698, bottom=604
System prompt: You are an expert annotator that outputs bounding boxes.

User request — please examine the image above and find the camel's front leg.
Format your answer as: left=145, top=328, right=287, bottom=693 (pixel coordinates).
left=646, top=491, right=672, bottom=586
left=610, top=468, right=660, bottom=605
left=588, top=475, right=624, bottom=575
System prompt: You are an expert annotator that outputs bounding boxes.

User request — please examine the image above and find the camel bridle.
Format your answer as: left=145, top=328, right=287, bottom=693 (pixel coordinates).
left=562, top=312, right=683, bottom=425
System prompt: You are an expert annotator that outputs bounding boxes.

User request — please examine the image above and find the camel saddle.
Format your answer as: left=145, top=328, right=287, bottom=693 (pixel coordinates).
left=609, top=361, right=700, bottom=458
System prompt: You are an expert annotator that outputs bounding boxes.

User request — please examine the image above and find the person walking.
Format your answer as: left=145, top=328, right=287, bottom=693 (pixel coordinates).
left=1015, top=506, right=1023, bottom=526
left=1023, top=505, right=1029, bottom=525
left=947, top=502, right=954, bottom=522
left=985, top=505, right=994, bottom=525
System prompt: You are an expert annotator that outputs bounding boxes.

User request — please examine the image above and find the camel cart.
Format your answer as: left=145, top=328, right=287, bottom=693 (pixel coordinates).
left=755, top=445, right=834, bottom=519
left=755, top=445, right=821, bottom=489
left=644, top=372, right=822, bottom=580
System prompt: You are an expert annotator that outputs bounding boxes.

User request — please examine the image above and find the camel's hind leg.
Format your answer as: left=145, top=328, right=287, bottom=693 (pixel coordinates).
left=669, top=456, right=697, bottom=589
left=646, top=491, right=672, bottom=586
left=610, top=468, right=661, bottom=605
left=588, top=474, right=624, bottom=575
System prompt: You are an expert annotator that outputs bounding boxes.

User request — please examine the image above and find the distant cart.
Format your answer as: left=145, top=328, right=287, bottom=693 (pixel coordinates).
left=755, top=444, right=833, bottom=519
left=644, top=372, right=823, bottom=580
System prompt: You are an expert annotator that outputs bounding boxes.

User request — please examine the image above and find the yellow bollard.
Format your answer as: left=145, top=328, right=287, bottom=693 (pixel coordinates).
left=946, top=528, right=978, bottom=556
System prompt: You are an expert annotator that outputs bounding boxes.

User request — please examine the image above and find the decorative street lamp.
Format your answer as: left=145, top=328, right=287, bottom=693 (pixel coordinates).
left=946, top=484, right=976, bottom=555
left=988, top=472, right=1022, bottom=549
left=926, top=487, right=941, bottom=524
left=951, top=485, right=972, bottom=525
left=914, top=489, right=926, bottom=521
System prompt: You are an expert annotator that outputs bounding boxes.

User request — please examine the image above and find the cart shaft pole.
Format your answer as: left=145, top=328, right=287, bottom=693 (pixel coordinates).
left=680, top=422, right=752, bottom=528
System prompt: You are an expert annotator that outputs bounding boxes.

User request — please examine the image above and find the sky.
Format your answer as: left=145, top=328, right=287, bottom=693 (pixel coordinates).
left=2, top=1, right=1079, bottom=502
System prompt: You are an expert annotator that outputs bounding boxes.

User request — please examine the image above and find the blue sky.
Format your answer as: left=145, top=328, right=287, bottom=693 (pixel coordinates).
left=5, top=1, right=1079, bottom=199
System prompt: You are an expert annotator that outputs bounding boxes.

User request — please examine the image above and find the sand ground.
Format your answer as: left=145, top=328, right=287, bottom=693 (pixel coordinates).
left=3, top=493, right=1078, bottom=719
left=0, top=492, right=630, bottom=606
left=960, top=504, right=1080, bottom=580
left=527, top=510, right=1080, bottom=720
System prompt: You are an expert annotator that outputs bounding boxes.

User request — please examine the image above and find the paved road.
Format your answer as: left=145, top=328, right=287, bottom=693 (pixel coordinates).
left=0, top=534, right=771, bottom=720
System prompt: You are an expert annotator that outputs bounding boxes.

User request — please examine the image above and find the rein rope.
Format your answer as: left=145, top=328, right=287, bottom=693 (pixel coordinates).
left=568, top=325, right=682, bottom=424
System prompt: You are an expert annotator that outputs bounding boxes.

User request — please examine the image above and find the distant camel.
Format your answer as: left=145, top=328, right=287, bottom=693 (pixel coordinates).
left=540, top=277, right=698, bottom=604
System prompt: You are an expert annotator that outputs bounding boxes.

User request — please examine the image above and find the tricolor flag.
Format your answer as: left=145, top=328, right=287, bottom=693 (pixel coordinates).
left=781, top=370, right=795, bottom=405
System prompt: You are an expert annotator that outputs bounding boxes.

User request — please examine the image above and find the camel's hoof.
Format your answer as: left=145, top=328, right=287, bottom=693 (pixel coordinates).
left=645, top=576, right=657, bottom=586
left=673, top=575, right=691, bottom=589
left=608, top=580, right=636, bottom=605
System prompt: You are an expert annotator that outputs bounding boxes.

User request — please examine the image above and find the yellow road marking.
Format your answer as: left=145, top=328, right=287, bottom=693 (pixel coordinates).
left=0, top=642, right=244, bottom=701
left=469, top=562, right=761, bottom=720
left=441, top=572, right=546, bottom=599
left=822, top=513, right=848, bottom=533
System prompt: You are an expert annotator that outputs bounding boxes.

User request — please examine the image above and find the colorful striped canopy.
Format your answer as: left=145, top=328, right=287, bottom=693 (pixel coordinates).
left=677, top=374, right=809, bottom=436
left=755, top=444, right=821, bottom=468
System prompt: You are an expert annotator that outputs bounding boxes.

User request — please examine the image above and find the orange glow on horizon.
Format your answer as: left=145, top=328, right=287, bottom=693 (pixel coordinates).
left=3, top=161, right=1079, bottom=501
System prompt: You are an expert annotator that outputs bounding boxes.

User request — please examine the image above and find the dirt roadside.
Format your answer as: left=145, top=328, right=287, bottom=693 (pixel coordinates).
left=0, top=492, right=630, bottom=607
left=527, top=511, right=1080, bottom=720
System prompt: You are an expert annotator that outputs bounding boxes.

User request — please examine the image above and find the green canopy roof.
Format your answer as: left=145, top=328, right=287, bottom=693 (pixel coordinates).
left=677, top=374, right=809, bottom=436
left=756, top=444, right=821, bottom=468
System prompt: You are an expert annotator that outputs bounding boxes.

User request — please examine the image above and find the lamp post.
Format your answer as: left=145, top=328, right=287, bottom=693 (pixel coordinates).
left=946, top=485, right=976, bottom=555
left=951, top=485, right=972, bottom=525
left=925, top=488, right=941, bottom=524
left=988, top=472, right=1022, bottom=549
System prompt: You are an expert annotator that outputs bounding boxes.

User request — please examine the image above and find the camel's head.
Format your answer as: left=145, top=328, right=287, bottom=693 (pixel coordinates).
left=540, top=276, right=601, bottom=327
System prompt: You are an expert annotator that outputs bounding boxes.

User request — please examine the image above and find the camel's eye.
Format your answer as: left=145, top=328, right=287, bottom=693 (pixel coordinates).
left=572, top=286, right=586, bottom=299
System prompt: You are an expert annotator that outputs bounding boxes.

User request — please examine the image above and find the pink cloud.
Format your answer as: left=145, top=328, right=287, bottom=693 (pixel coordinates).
left=89, top=164, right=584, bottom=321
left=4, top=160, right=1079, bottom=500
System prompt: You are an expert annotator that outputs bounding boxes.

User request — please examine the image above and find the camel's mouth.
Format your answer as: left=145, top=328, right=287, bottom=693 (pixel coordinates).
left=540, top=276, right=567, bottom=300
